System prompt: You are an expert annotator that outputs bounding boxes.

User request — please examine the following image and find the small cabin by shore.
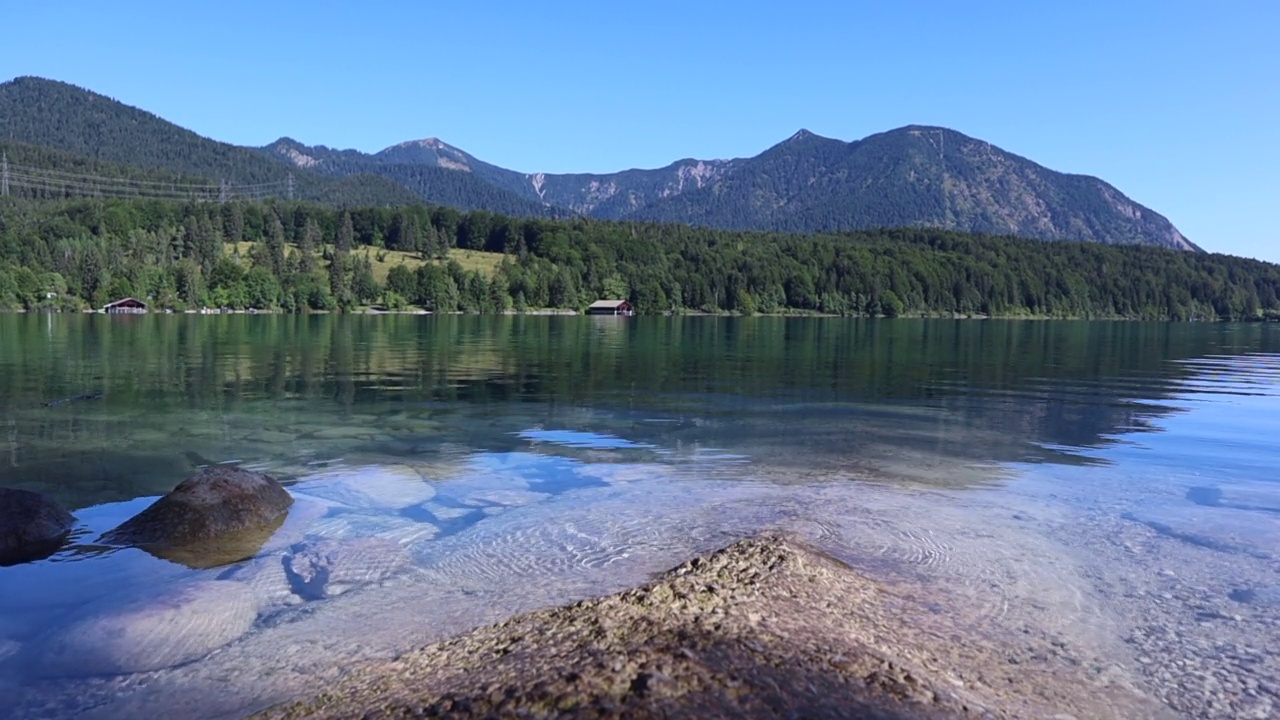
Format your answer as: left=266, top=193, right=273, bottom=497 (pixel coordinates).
left=103, top=297, right=148, bottom=314
left=586, top=299, right=634, bottom=316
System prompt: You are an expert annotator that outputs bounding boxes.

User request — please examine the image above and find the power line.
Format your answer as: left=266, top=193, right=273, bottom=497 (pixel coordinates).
left=6, top=175, right=280, bottom=202
left=7, top=163, right=227, bottom=189
left=6, top=161, right=288, bottom=191
left=8, top=173, right=219, bottom=199
left=1, top=159, right=291, bottom=203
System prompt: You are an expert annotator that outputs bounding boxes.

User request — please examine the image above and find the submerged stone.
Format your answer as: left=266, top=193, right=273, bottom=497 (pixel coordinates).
left=1186, top=486, right=1223, bottom=507
left=456, top=488, right=551, bottom=510
left=259, top=499, right=331, bottom=554
left=1229, top=585, right=1280, bottom=606
left=415, top=501, right=481, bottom=522
left=31, top=579, right=257, bottom=677
left=284, top=537, right=411, bottom=600
left=306, top=512, right=439, bottom=544
left=0, top=487, right=75, bottom=566
left=219, top=554, right=304, bottom=611
left=101, top=466, right=293, bottom=568
left=290, top=465, right=437, bottom=511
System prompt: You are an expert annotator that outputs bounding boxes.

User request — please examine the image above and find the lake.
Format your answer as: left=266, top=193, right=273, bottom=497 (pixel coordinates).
left=0, top=315, right=1277, bottom=719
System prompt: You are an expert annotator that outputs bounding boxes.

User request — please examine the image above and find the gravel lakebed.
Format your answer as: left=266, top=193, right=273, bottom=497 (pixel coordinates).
left=0, top=461, right=1275, bottom=720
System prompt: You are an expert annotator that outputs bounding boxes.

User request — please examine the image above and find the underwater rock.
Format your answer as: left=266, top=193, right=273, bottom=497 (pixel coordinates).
left=1120, top=510, right=1273, bottom=560
left=290, top=465, right=437, bottom=511
left=219, top=554, right=303, bottom=611
left=249, top=430, right=297, bottom=445
left=416, top=501, right=483, bottom=523
left=1185, top=486, right=1223, bottom=507
left=0, top=487, right=75, bottom=566
left=259, top=499, right=331, bottom=554
left=303, top=426, right=378, bottom=441
left=456, top=488, right=551, bottom=510
left=284, top=537, right=411, bottom=600
left=101, top=466, right=293, bottom=568
left=31, top=579, right=257, bottom=677
left=40, top=391, right=102, bottom=408
left=306, top=512, right=439, bottom=544
left=1228, top=585, right=1280, bottom=606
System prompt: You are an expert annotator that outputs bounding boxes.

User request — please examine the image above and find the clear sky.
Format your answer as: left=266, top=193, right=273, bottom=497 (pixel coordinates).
left=2, top=1, right=1277, bottom=261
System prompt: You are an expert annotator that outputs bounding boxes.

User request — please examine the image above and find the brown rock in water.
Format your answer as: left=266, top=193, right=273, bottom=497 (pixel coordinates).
left=0, top=487, right=75, bottom=566
left=101, top=466, right=293, bottom=568
left=257, top=534, right=1166, bottom=720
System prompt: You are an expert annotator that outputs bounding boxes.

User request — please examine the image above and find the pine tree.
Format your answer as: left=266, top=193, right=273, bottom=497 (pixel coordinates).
left=336, top=210, right=354, bottom=254
left=265, top=210, right=286, bottom=277
left=223, top=203, right=244, bottom=244
left=298, top=217, right=319, bottom=274
left=330, top=211, right=353, bottom=302
left=328, top=251, right=347, bottom=300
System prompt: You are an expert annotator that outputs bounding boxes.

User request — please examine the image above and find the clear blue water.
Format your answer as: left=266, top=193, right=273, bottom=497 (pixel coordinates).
left=0, top=316, right=1277, bottom=718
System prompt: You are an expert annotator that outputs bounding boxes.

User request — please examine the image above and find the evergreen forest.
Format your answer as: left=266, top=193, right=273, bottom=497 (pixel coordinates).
left=1, top=198, right=1277, bottom=321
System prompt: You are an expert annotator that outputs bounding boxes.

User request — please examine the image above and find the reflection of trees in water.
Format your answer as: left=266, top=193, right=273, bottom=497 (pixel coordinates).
left=0, top=316, right=1274, bottom=503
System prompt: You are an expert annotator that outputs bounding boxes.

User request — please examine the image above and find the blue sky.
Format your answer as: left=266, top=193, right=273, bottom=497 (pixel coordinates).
left=2, top=1, right=1277, bottom=261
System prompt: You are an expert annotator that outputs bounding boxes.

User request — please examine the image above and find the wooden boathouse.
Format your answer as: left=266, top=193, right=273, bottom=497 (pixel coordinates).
left=103, top=297, right=148, bottom=314
left=585, top=299, right=634, bottom=316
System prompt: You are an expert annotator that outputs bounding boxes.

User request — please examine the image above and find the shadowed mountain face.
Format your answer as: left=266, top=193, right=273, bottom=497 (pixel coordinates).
left=625, top=127, right=1199, bottom=250
left=2, top=76, right=1193, bottom=250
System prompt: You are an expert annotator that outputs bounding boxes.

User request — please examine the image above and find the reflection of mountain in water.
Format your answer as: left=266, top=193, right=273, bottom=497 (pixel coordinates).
left=1, top=316, right=1275, bottom=507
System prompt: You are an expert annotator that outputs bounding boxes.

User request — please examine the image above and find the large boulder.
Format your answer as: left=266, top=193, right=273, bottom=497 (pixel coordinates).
left=30, top=579, right=257, bottom=677
left=101, top=466, right=293, bottom=568
left=0, top=487, right=75, bottom=566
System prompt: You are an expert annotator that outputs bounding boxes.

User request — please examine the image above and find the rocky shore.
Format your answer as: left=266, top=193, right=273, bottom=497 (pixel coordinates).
left=256, top=533, right=1165, bottom=720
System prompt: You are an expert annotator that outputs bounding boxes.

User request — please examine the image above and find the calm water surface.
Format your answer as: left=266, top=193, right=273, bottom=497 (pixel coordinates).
left=0, top=315, right=1277, bottom=719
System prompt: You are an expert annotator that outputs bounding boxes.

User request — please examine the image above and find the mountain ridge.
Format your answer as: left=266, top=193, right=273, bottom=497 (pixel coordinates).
left=0, top=76, right=1195, bottom=251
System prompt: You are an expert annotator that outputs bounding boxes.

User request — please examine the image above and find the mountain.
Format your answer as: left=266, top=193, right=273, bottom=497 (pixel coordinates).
left=0, top=76, right=418, bottom=206
left=260, top=137, right=552, bottom=216
left=625, top=128, right=1198, bottom=250
left=1, top=76, right=1195, bottom=251
left=266, top=129, right=1194, bottom=251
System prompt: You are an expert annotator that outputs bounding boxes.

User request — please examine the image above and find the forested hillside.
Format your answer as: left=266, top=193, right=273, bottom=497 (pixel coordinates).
left=0, top=77, right=417, bottom=206
left=1, top=197, right=1274, bottom=320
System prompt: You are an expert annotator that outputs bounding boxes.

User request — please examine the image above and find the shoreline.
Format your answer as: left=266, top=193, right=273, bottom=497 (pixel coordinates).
left=0, top=307, right=1268, bottom=321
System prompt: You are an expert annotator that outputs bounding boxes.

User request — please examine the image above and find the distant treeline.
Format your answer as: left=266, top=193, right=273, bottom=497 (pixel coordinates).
left=1, top=198, right=1277, bottom=320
